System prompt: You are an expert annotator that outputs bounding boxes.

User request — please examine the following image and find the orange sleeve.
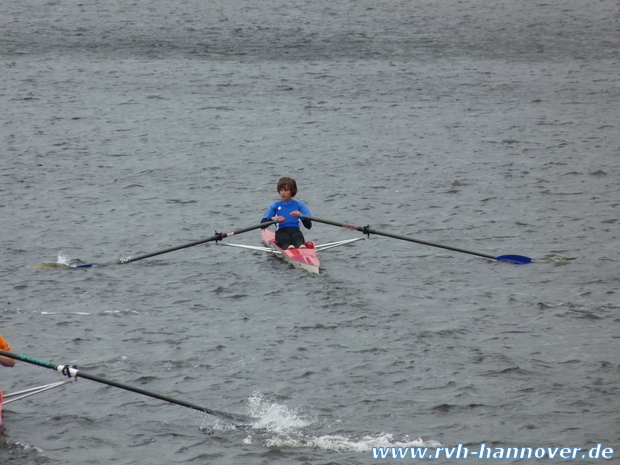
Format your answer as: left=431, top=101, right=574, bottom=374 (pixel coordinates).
left=0, top=335, right=11, bottom=352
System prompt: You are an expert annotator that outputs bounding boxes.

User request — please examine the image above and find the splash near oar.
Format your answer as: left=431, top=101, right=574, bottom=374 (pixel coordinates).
left=300, top=216, right=534, bottom=265
left=29, top=220, right=278, bottom=269
left=0, top=350, right=251, bottom=426
left=28, top=255, right=95, bottom=269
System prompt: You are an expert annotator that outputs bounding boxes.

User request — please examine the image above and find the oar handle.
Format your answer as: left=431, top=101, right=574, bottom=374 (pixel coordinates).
left=0, top=350, right=250, bottom=425
left=299, top=215, right=368, bottom=233
left=0, top=350, right=59, bottom=371
left=122, top=220, right=278, bottom=264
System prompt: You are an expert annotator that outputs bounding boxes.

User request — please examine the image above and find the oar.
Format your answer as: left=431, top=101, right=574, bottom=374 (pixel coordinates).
left=300, top=216, right=533, bottom=264
left=0, top=350, right=252, bottom=426
left=68, top=220, right=278, bottom=267
left=119, top=220, right=278, bottom=264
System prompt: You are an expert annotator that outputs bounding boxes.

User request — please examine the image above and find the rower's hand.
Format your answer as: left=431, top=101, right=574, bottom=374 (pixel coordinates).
left=290, top=211, right=302, bottom=218
left=272, top=216, right=285, bottom=223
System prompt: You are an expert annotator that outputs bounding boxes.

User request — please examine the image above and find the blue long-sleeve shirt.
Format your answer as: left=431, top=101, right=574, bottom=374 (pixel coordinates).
left=262, top=199, right=312, bottom=230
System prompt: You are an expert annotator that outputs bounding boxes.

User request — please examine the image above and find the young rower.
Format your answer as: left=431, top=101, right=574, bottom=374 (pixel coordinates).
left=261, top=177, right=312, bottom=249
left=0, top=335, right=15, bottom=367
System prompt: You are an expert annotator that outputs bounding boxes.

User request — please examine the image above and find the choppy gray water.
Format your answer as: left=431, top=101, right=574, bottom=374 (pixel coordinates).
left=1, top=1, right=619, bottom=463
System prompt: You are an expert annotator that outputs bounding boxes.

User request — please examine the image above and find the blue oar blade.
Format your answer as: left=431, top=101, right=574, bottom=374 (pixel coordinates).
left=494, top=255, right=533, bottom=265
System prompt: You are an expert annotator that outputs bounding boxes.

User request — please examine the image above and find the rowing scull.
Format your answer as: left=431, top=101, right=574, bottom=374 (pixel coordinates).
left=221, top=229, right=365, bottom=273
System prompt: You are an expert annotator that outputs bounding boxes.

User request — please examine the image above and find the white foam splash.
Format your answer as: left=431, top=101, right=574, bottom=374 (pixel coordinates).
left=241, top=392, right=440, bottom=453
left=41, top=312, right=90, bottom=315
left=247, top=392, right=311, bottom=434
left=55, top=251, right=90, bottom=267
left=262, top=432, right=438, bottom=452
left=203, top=418, right=238, bottom=433
left=57, top=251, right=72, bottom=266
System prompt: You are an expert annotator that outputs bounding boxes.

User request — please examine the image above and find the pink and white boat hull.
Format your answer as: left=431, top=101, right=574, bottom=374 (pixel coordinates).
left=261, top=229, right=320, bottom=274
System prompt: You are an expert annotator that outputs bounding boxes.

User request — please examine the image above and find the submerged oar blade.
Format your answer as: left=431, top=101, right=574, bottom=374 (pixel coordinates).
left=494, top=255, right=534, bottom=265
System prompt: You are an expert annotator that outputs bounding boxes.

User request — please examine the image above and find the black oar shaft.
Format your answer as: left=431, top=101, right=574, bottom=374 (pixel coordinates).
left=122, top=220, right=277, bottom=264
left=74, top=371, right=244, bottom=423
left=367, top=227, right=495, bottom=260
left=0, top=350, right=249, bottom=425
left=304, top=216, right=497, bottom=260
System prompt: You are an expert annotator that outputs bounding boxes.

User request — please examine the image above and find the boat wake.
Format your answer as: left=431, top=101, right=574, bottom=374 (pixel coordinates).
left=210, top=392, right=439, bottom=453
left=260, top=432, right=437, bottom=452
left=536, top=256, right=576, bottom=264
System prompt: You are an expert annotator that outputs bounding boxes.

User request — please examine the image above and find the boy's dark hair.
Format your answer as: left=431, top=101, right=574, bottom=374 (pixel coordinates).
left=277, top=177, right=298, bottom=197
